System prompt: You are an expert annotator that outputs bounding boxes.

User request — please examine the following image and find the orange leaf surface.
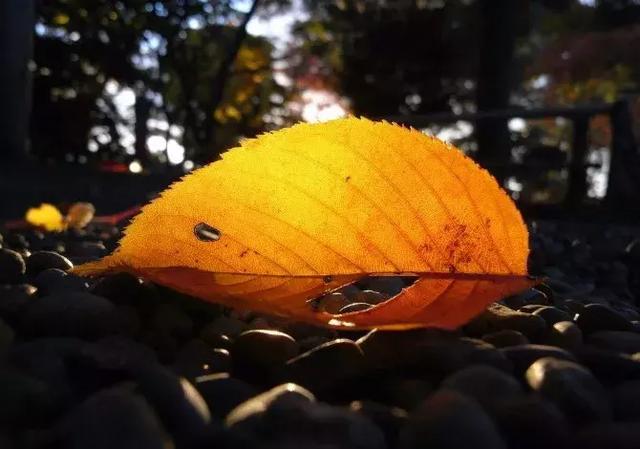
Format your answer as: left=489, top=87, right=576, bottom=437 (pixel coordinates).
left=74, top=117, right=533, bottom=330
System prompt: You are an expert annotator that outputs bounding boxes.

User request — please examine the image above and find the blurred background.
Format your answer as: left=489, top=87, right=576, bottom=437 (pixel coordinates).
left=1, top=0, right=639, bottom=220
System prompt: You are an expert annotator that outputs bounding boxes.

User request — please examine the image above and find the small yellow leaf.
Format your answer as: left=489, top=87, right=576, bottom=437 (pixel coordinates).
left=74, top=118, right=532, bottom=330
left=65, top=202, right=96, bottom=230
left=53, top=13, right=70, bottom=26
left=25, top=203, right=65, bottom=232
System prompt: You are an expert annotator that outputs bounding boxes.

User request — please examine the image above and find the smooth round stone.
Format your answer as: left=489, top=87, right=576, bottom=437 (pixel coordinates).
left=465, top=303, right=547, bottom=341
left=4, top=233, right=28, bottom=250
left=315, top=292, right=350, bottom=314
left=350, top=400, right=408, bottom=447
left=24, top=292, right=117, bottom=339
left=198, top=329, right=232, bottom=350
left=133, top=365, right=210, bottom=447
left=0, top=318, right=15, bottom=355
left=502, top=288, right=549, bottom=310
left=201, top=316, right=248, bottom=339
left=194, top=373, right=259, bottom=420
left=172, top=339, right=231, bottom=379
left=0, top=249, right=26, bottom=284
left=518, top=304, right=548, bottom=314
left=611, top=380, right=640, bottom=421
left=60, top=388, right=171, bottom=449
left=91, top=336, right=157, bottom=371
left=532, top=306, right=572, bottom=326
left=563, top=299, right=585, bottom=315
left=492, top=396, right=569, bottom=449
left=230, top=388, right=386, bottom=449
left=360, top=276, right=406, bottom=295
left=151, top=303, right=193, bottom=341
left=501, top=344, right=577, bottom=374
left=225, top=383, right=315, bottom=427
left=440, top=365, right=523, bottom=411
left=526, top=357, right=611, bottom=424
left=65, top=240, right=108, bottom=259
left=89, top=273, right=147, bottom=305
left=481, top=330, right=529, bottom=348
left=0, top=365, right=56, bottom=427
left=575, top=304, right=635, bottom=334
left=545, top=321, right=583, bottom=350
left=575, top=345, right=640, bottom=383
left=232, top=330, right=298, bottom=384
left=381, top=377, right=434, bottom=411
left=0, top=284, right=35, bottom=323
left=355, top=289, right=390, bottom=305
left=587, top=331, right=640, bottom=354
left=573, top=423, right=640, bottom=449
left=285, top=339, right=365, bottom=391
left=398, top=390, right=507, bottom=449
left=25, top=251, right=73, bottom=276
left=33, top=268, right=88, bottom=295
left=339, top=302, right=374, bottom=313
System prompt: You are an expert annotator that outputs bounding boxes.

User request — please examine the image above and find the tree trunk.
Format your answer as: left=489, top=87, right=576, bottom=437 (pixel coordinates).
left=0, top=0, right=35, bottom=164
left=475, top=0, right=517, bottom=184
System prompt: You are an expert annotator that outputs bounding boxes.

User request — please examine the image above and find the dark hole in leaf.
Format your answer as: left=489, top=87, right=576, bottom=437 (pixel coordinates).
left=194, top=222, right=221, bottom=242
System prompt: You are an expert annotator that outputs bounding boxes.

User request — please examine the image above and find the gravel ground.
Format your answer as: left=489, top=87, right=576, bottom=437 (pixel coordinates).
left=1, top=219, right=640, bottom=449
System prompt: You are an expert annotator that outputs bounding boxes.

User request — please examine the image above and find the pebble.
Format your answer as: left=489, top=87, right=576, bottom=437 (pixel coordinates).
left=379, top=377, right=434, bottom=410
left=355, top=289, right=390, bottom=304
left=572, top=423, right=640, bottom=449
left=285, top=339, right=365, bottom=391
left=611, top=380, right=640, bottom=421
left=398, top=390, right=507, bottom=449
left=133, top=365, right=211, bottom=447
left=492, top=396, right=570, bottom=449
left=225, top=382, right=315, bottom=427
left=0, top=318, right=15, bottom=355
left=526, top=357, right=611, bottom=424
left=172, top=339, right=231, bottom=379
left=481, top=329, right=529, bottom=348
left=587, top=331, right=640, bottom=354
left=32, top=268, right=88, bottom=295
left=339, top=302, right=374, bottom=313
left=502, top=288, right=549, bottom=310
left=315, top=291, right=349, bottom=313
left=501, top=344, right=577, bottom=374
left=532, top=306, right=572, bottom=326
left=0, top=365, right=56, bottom=427
left=194, top=373, right=259, bottom=420
left=575, top=304, right=635, bottom=334
left=24, top=292, right=117, bottom=339
left=201, top=316, right=248, bottom=338
left=89, top=273, right=147, bottom=305
left=60, top=387, right=171, bottom=449
left=0, top=249, right=26, bottom=284
left=575, top=345, right=640, bottom=383
left=150, top=303, right=193, bottom=342
left=198, top=329, right=232, bottom=350
left=440, top=365, right=524, bottom=411
left=231, top=329, right=298, bottom=384
left=350, top=400, right=408, bottom=447
left=545, top=321, right=583, bottom=350
left=464, top=303, right=547, bottom=341
left=25, top=251, right=73, bottom=275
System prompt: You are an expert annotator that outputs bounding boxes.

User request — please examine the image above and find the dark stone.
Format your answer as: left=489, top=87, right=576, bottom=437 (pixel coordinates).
left=201, top=316, right=248, bottom=339
left=518, top=304, right=548, bottom=314
left=4, top=233, right=28, bottom=250
left=440, top=365, right=524, bottom=411
left=194, top=373, right=259, bottom=420
left=354, top=289, right=390, bottom=304
left=0, top=249, right=25, bottom=284
left=315, top=292, right=350, bottom=314
left=525, top=357, right=611, bottom=425
left=89, top=273, right=147, bottom=305
left=0, top=366, right=57, bottom=427
left=285, top=339, right=365, bottom=391
left=573, top=423, right=640, bottom=449
left=225, top=383, right=315, bottom=427
left=587, top=331, right=640, bottom=354
left=464, top=303, right=547, bottom=341
left=380, top=377, right=434, bottom=411
left=0, top=284, right=36, bottom=322
left=545, top=321, right=583, bottom=350
left=502, top=288, right=549, bottom=310
left=398, top=390, right=507, bottom=449
left=493, top=396, right=569, bottom=449
left=26, top=251, right=73, bottom=275
left=501, top=344, right=576, bottom=374
left=232, top=329, right=299, bottom=384
left=133, top=365, right=211, bottom=447
left=575, top=345, right=640, bottom=383
left=32, top=268, right=88, bottom=295
left=481, top=330, right=529, bottom=348
left=228, top=384, right=386, bottom=449
left=60, top=387, right=171, bottom=449
left=350, top=400, right=407, bottom=447
left=0, top=318, right=14, bottom=355
left=172, top=339, right=231, bottom=379
left=151, top=303, right=194, bottom=341
left=198, top=329, right=232, bottom=350
left=611, top=380, right=640, bottom=421
left=575, top=304, right=635, bottom=334
left=339, top=302, right=374, bottom=313
left=24, top=292, right=117, bottom=339
left=532, top=306, right=572, bottom=326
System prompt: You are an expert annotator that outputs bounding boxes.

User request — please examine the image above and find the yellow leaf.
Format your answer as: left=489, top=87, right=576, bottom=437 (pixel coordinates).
left=25, top=203, right=65, bottom=232
left=74, top=118, right=532, bottom=330
left=53, top=13, right=70, bottom=26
